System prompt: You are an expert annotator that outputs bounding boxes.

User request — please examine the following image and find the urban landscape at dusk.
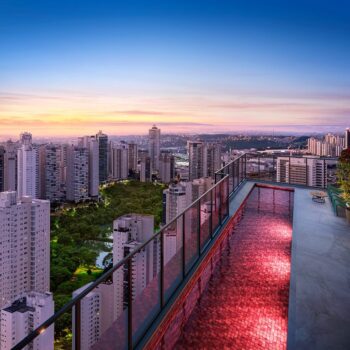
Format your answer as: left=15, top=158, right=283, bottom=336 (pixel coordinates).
left=0, top=1, right=349, bottom=350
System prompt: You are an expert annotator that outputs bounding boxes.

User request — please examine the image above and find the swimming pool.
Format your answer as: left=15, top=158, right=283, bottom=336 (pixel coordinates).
left=157, top=185, right=293, bottom=350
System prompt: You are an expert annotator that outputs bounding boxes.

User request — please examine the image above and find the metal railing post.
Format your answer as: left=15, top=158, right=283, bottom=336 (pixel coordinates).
left=306, top=157, right=308, bottom=186
left=210, top=189, right=213, bottom=237
left=182, top=214, right=186, bottom=278
left=288, top=155, right=291, bottom=184
left=233, top=159, right=236, bottom=189
left=160, top=232, right=164, bottom=308
left=74, top=300, right=81, bottom=350
left=128, top=259, right=133, bottom=350
left=197, top=200, right=201, bottom=256
left=218, top=184, right=222, bottom=226
left=226, top=176, right=229, bottom=216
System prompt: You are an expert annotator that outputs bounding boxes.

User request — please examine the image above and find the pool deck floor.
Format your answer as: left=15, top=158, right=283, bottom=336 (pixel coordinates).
left=288, top=185, right=350, bottom=350
left=229, top=181, right=350, bottom=350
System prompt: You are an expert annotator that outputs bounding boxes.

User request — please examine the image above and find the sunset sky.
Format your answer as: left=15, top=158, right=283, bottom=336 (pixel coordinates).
left=1, top=0, right=349, bottom=138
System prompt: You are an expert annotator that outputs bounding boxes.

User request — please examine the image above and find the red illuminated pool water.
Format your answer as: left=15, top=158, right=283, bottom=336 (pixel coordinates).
left=174, top=186, right=293, bottom=350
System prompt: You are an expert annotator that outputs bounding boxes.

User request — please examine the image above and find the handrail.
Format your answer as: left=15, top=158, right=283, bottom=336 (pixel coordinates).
left=245, top=153, right=338, bottom=160
left=216, top=153, right=246, bottom=173
left=12, top=174, right=230, bottom=350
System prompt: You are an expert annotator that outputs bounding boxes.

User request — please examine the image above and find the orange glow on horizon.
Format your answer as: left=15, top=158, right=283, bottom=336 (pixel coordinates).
left=0, top=90, right=348, bottom=138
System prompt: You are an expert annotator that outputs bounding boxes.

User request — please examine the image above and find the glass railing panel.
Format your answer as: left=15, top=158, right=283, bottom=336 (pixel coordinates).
left=228, top=162, right=234, bottom=194
left=88, top=264, right=128, bottom=350
left=163, top=216, right=183, bottom=303
left=199, top=191, right=212, bottom=252
left=234, top=158, right=240, bottom=187
left=325, top=158, right=338, bottom=188
left=246, top=153, right=259, bottom=179
left=220, top=177, right=229, bottom=220
left=259, top=156, right=274, bottom=181
left=184, top=202, right=200, bottom=275
left=238, top=157, right=243, bottom=183
left=212, top=186, right=220, bottom=233
left=132, top=237, right=161, bottom=346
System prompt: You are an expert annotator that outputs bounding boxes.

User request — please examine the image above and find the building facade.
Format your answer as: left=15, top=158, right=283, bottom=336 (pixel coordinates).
left=38, top=144, right=63, bottom=202
left=3, top=140, right=17, bottom=192
left=0, top=292, right=54, bottom=350
left=0, top=146, right=4, bottom=192
left=307, top=133, right=345, bottom=157
left=78, top=136, right=99, bottom=199
left=0, top=192, right=50, bottom=308
left=140, top=155, right=152, bottom=182
left=148, top=125, right=161, bottom=173
left=206, top=143, right=221, bottom=178
left=72, top=282, right=114, bottom=350
left=113, top=214, right=155, bottom=319
left=17, top=133, right=38, bottom=198
left=276, top=156, right=327, bottom=188
left=66, top=145, right=89, bottom=202
left=188, top=141, right=208, bottom=181
left=110, top=143, right=129, bottom=180
left=128, top=142, right=138, bottom=175
left=191, top=177, right=214, bottom=201
left=163, top=182, right=192, bottom=224
left=345, top=128, right=350, bottom=149
left=159, top=152, right=175, bottom=184
left=96, top=131, right=108, bottom=184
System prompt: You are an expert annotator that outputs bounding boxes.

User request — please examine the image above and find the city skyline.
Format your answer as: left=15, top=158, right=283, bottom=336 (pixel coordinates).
left=1, top=0, right=350, bottom=137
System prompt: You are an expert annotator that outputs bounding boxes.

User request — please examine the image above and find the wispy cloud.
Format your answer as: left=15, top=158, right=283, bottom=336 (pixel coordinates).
left=107, top=110, right=168, bottom=116
left=0, top=116, right=212, bottom=127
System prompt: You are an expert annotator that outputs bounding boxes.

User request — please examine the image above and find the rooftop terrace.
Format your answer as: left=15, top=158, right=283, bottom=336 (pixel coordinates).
left=288, top=184, right=350, bottom=350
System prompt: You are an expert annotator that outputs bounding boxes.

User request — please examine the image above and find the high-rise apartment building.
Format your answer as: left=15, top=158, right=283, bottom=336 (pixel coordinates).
left=140, top=154, right=152, bottom=182
left=128, top=142, right=138, bottom=174
left=0, top=292, right=54, bottom=350
left=162, top=182, right=193, bottom=264
left=0, top=192, right=50, bottom=309
left=276, top=156, right=327, bottom=188
left=307, top=133, right=345, bottom=157
left=159, top=152, right=175, bottom=183
left=72, top=282, right=114, bottom=350
left=113, top=214, right=155, bottom=319
left=163, top=182, right=192, bottom=224
left=79, top=136, right=99, bottom=199
left=345, top=128, right=350, bottom=149
left=66, top=145, right=89, bottom=202
left=206, top=143, right=221, bottom=177
left=110, top=142, right=129, bottom=180
left=17, top=132, right=38, bottom=198
left=57, top=144, right=68, bottom=190
left=161, top=178, right=211, bottom=263
left=0, top=146, right=4, bottom=192
left=191, top=177, right=214, bottom=201
left=148, top=125, right=161, bottom=172
left=188, top=141, right=208, bottom=180
left=38, top=144, right=63, bottom=202
left=96, top=131, right=108, bottom=183
left=3, top=140, right=17, bottom=192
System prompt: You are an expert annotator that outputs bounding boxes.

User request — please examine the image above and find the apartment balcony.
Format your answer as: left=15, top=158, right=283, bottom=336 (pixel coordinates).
left=13, top=155, right=350, bottom=350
